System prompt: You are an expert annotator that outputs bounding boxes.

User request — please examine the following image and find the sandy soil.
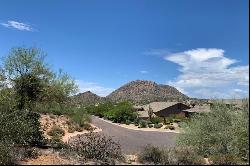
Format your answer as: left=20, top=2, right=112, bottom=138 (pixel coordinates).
left=40, top=114, right=101, bottom=143
left=21, top=153, right=78, bottom=165
left=97, top=117, right=181, bottom=133
left=21, top=152, right=140, bottom=165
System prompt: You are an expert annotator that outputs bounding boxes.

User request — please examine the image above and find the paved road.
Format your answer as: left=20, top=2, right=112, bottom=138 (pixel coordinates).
left=91, top=116, right=178, bottom=154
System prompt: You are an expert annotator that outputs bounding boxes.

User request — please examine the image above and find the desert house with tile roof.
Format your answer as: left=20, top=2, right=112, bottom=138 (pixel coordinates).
left=134, top=102, right=193, bottom=120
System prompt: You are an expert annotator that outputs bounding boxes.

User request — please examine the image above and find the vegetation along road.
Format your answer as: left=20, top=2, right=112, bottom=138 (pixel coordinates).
left=91, top=116, right=177, bottom=154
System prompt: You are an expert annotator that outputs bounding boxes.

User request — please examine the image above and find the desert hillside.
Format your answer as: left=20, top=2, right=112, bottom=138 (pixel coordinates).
left=106, top=80, right=188, bottom=104
left=72, top=91, right=105, bottom=106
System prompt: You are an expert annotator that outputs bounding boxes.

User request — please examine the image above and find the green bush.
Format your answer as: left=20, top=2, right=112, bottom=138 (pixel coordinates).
left=210, top=154, right=243, bottom=165
left=134, top=118, right=140, bottom=126
left=47, top=126, right=65, bottom=138
left=177, top=102, right=249, bottom=164
left=173, top=147, right=206, bottom=165
left=0, top=110, right=45, bottom=146
left=86, top=102, right=114, bottom=117
left=138, top=145, right=205, bottom=165
left=0, top=142, right=16, bottom=165
left=125, top=119, right=132, bottom=125
left=70, top=111, right=91, bottom=128
left=139, top=120, right=147, bottom=128
left=138, top=144, right=163, bottom=164
left=154, top=123, right=163, bottom=129
left=150, top=117, right=162, bottom=124
left=173, top=119, right=181, bottom=123
left=148, top=124, right=154, bottom=128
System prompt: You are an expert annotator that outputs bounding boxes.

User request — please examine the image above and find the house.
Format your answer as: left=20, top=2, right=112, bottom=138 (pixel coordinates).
left=134, top=102, right=191, bottom=120
left=184, top=104, right=211, bottom=116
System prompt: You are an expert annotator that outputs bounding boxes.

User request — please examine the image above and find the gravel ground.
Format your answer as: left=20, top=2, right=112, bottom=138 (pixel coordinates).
left=91, top=116, right=178, bottom=154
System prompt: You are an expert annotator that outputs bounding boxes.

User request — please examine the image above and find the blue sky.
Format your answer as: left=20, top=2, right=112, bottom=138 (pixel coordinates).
left=0, top=0, right=249, bottom=98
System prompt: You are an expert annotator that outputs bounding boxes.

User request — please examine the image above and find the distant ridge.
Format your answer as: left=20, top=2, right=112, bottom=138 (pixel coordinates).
left=72, top=91, right=104, bottom=106
left=106, top=80, right=188, bottom=104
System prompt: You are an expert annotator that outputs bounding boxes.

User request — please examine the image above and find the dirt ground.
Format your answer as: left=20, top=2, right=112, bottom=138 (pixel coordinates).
left=39, top=114, right=101, bottom=143
left=20, top=114, right=105, bottom=165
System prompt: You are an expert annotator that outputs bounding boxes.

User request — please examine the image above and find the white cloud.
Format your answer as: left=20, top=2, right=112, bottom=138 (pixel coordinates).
left=76, top=80, right=114, bottom=97
left=175, top=86, right=188, bottom=95
left=165, top=48, right=249, bottom=99
left=233, top=89, right=246, bottom=93
left=1, top=20, right=33, bottom=31
left=140, top=70, right=148, bottom=74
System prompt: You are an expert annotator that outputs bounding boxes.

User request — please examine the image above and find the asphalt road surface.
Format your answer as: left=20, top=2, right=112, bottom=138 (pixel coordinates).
left=91, top=116, right=178, bottom=154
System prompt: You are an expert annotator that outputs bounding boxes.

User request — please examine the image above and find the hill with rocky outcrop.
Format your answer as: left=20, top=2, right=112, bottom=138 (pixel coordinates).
left=106, top=80, right=188, bottom=104
left=72, top=91, right=104, bottom=106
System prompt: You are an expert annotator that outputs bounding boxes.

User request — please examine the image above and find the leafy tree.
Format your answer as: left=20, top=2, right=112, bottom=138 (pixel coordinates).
left=0, top=88, right=15, bottom=111
left=0, top=47, right=78, bottom=111
left=40, top=69, right=78, bottom=104
left=104, top=101, right=138, bottom=123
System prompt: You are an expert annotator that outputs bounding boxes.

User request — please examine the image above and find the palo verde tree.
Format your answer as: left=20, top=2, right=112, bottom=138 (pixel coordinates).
left=0, top=46, right=78, bottom=111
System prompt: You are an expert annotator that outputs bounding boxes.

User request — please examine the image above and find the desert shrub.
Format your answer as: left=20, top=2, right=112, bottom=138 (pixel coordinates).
left=134, top=118, right=140, bottom=125
left=169, top=126, right=175, bottom=130
left=0, top=142, right=16, bottom=165
left=177, top=102, right=249, bottom=164
left=166, top=114, right=188, bottom=123
left=68, top=132, right=124, bottom=164
left=148, top=124, right=153, bottom=128
left=173, top=147, right=206, bottom=165
left=68, top=124, right=76, bottom=133
left=75, top=126, right=83, bottom=132
left=49, top=137, right=68, bottom=149
left=125, top=119, right=132, bottom=125
left=138, top=145, right=205, bottom=165
left=165, top=125, right=175, bottom=130
left=154, top=123, right=163, bottom=129
left=0, top=110, right=45, bottom=146
left=82, top=123, right=94, bottom=131
left=165, top=121, right=171, bottom=125
left=138, top=144, right=163, bottom=164
left=47, top=126, right=65, bottom=138
left=150, top=117, right=162, bottom=124
left=139, top=120, right=147, bottom=128
left=70, top=111, right=91, bottom=127
left=210, top=154, right=243, bottom=165
left=173, top=119, right=181, bottom=123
